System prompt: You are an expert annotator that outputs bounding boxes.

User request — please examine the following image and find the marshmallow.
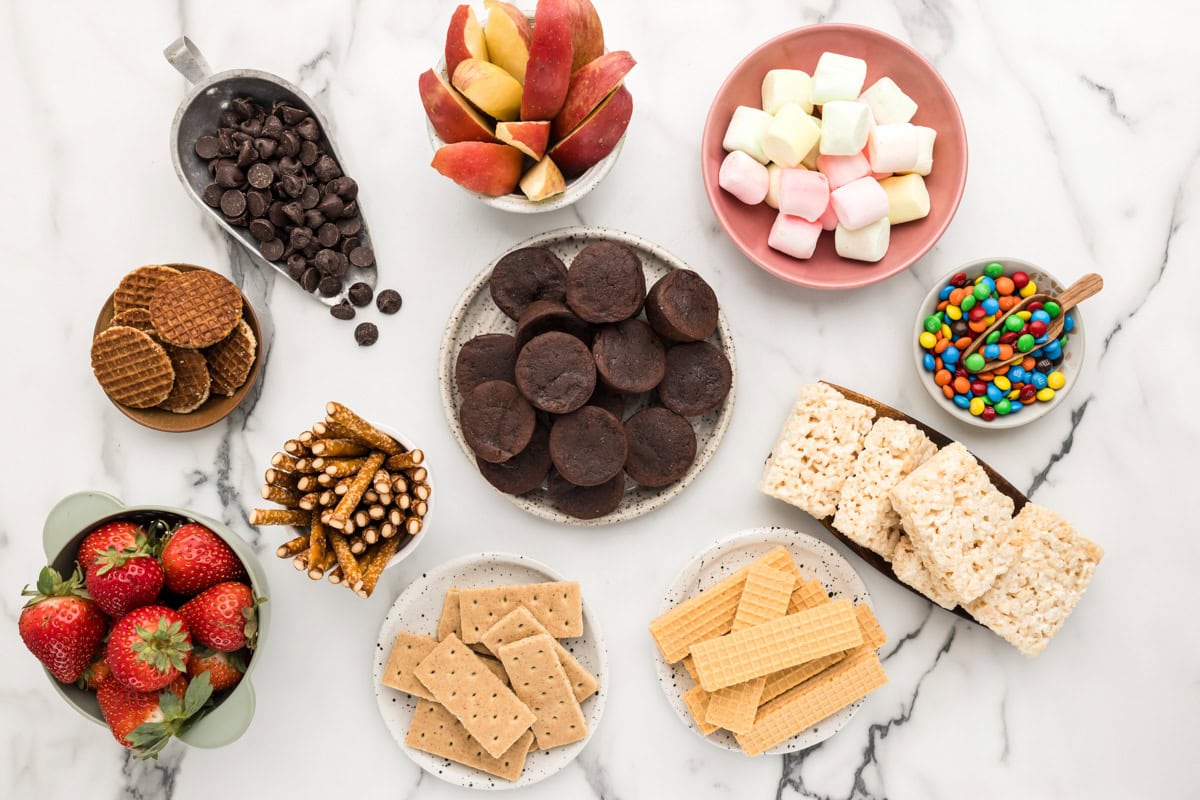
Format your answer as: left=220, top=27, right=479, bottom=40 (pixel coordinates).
left=816, top=153, right=870, bottom=189
left=777, top=169, right=830, bottom=222
left=901, top=125, right=937, bottom=176
left=762, top=69, right=813, bottom=115
left=811, top=51, right=868, bottom=105
left=830, top=176, right=889, bottom=231
left=835, top=217, right=890, bottom=262
left=858, top=77, right=917, bottom=125
left=801, top=116, right=822, bottom=168
left=765, top=163, right=786, bottom=209
left=879, top=173, right=930, bottom=224
left=871, top=171, right=893, bottom=180
left=818, top=199, right=839, bottom=231
left=866, top=123, right=920, bottom=173
left=718, top=150, right=769, bottom=205
left=818, top=101, right=871, bottom=156
left=722, top=105, right=774, bottom=164
left=763, top=104, right=821, bottom=168
left=768, top=213, right=822, bottom=260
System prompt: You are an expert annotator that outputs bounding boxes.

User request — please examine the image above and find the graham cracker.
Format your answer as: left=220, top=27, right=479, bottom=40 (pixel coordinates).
left=731, top=564, right=796, bottom=633
left=481, top=606, right=597, bottom=702
left=682, top=686, right=719, bottom=736
left=406, top=699, right=533, bottom=782
left=478, top=655, right=511, bottom=687
left=380, top=631, right=438, bottom=700
left=497, top=634, right=588, bottom=750
left=437, top=588, right=496, bottom=655
left=787, top=578, right=831, bottom=615
left=459, top=582, right=583, bottom=643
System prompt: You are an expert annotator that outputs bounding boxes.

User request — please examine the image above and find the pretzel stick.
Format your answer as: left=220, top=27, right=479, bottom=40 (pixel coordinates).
left=311, top=439, right=370, bottom=457
left=385, top=450, right=424, bottom=471
left=372, top=470, right=391, bottom=494
left=294, top=457, right=319, bottom=474
left=354, top=509, right=369, bottom=528
left=325, top=402, right=403, bottom=455
left=367, top=504, right=385, bottom=521
left=391, top=476, right=408, bottom=495
left=298, top=492, right=319, bottom=511
left=316, top=473, right=335, bottom=488
left=328, top=565, right=344, bottom=585
left=307, top=518, right=328, bottom=580
left=250, top=508, right=309, bottom=526
left=334, top=479, right=351, bottom=497
left=380, top=521, right=396, bottom=539
left=329, top=452, right=385, bottom=530
left=308, top=548, right=336, bottom=580
left=316, top=457, right=368, bottom=477
left=412, top=500, right=428, bottom=518
left=284, top=439, right=305, bottom=456
left=377, top=492, right=393, bottom=507
left=406, top=517, right=423, bottom=535
left=406, top=466, right=428, bottom=484
left=363, top=490, right=379, bottom=504
left=313, top=419, right=355, bottom=440
left=412, top=483, right=430, bottom=501
left=362, top=526, right=379, bottom=545
left=296, top=474, right=321, bottom=493
left=264, top=468, right=298, bottom=491
left=276, top=534, right=309, bottom=558
left=328, top=532, right=361, bottom=587
left=394, top=494, right=411, bottom=512
left=342, top=516, right=357, bottom=535
left=348, top=534, right=366, bottom=555
left=293, top=552, right=310, bottom=571
left=299, top=430, right=316, bottom=447
left=355, top=537, right=401, bottom=597
left=261, top=485, right=299, bottom=507
left=320, top=509, right=333, bottom=525
left=271, top=452, right=299, bottom=471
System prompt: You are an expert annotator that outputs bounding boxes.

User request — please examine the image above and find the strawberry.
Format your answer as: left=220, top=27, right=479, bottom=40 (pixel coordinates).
left=86, top=542, right=164, bottom=618
left=106, top=605, right=192, bottom=691
left=186, top=646, right=245, bottom=692
left=78, top=655, right=113, bottom=690
left=160, top=522, right=245, bottom=596
left=77, top=521, right=143, bottom=574
left=97, top=671, right=212, bottom=758
left=178, top=582, right=264, bottom=652
left=19, top=566, right=109, bottom=684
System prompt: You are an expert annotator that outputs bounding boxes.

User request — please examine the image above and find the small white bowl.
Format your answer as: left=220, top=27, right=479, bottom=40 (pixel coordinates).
left=370, top=421, right=432, bottom=572
left=912, top=257, right=1086, bottom=430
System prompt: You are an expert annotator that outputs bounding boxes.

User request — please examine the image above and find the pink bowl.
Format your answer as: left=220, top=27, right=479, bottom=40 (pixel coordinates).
left=701, top=24, right=967, bottom=290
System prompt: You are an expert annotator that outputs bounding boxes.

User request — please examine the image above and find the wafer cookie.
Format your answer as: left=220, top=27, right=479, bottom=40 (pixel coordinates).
left=204, top=319, right=257, bottom=396
left=150, top=269, right=243, bottom=349
left=788, top=578, right=831, bottom=615
left=406, top=699, right=534, bottom=782
left=458, top=582, right=583, bottom=643
left=682, top=686, right=719, bottom=736
left=91, top=325, right=175, bottom=408
left=497, top=634, right=588, bottom=749
left=113, top=265, right=180, bottom=313
left=108, top=307, right=158, bottom=335
left=758, top=651, right=846, bottom=705
left=732, top=563, right=796, bottom=633
left=480, top=606, right=597, bottom=702
left=681, top=656, right=699, bottom=683
left=158, top=345, right=212, bottom=413
left=704, top=677, right=765, bottom=734
left=380, top=631, right=438, bottom=700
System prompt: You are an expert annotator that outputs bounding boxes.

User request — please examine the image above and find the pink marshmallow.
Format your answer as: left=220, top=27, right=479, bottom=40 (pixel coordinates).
left=830, top=176, right=889, bottom=231
left=777, top=169, right=829, bottom=222
left=819, top=200, right=839, bottom=231
left=816, top=153, right=870, bottom=190
left=871, top=171, right=892, bottom=180
left=768, top=213, right=823, bottom=260
left=866, top=123, right=920, bottom=173
left=718, top=150, right=769, bottom=205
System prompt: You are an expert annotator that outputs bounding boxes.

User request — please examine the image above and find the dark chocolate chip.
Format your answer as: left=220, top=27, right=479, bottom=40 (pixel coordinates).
left=342, top=200, right=358, bottom=218
left=231, top=97, right=254, bottom=120
left=280, top=105, right=308, bottom=126
left=215, top=164, right=244, bottom=188
left=299, top=140, right=319, bottom=166
left=260, top=238, right=285, bottom=261
left=301, top=266, right=321, bottom=292
left=376, top=289, right=402, bottom=314
left=220, top=189, right=247, bottom=217
left=296, top=117, right=320, bottom=142
left=300, top=185, right=320, bottom=210
left=268, top=201, right=289, bottom=227
left=261, top=114, right=283, bottom=139
left=339, top=236, right=360, bottom=255
left=330, top=300, right=356, bottom=320
left=304, top=210, right=325, bottom=230
left=313, top=155, right=341, bottom=182
left=317, top=193, right=343, bottom=219
left=246, top=189, right=270, bottom=218
left=220, top=110, right=240, bottom=128
left=224, top=212, right=248, bottom=227
left=336, top=217, right=362, bottom=237
left=282, top=201, right=305, bottom=226
left=349, top=246, right=375, bottom=268
left=195, top=135, right=220, bottom=159
left=279, top=130, right=301, bottom=157
left=289, top=226, right=313, bottom=250
left=277, top=155, right=302, bottom=175
left=348, top=282, right=373, bottom=307
left=314, top=249, right=337, bottom=274
left=201, top=183, right=223, bottom=207
left=335, top=177, right=358, bottom=201
left=254, top=137, right=278, bottom=160
left=249, top=218, right=275, bottom=242
left=281, top=173, right=306, bottom=198
left=236, top=139, right=257, bottom=168
left=246, top=162, right=273, bottom=189
left=317, top=222, right=340, bottom=247
left=217, top=128, right=235, bottom=154
left=286, top=254, right=308, bottom=280
left=318, top=275, right=342, bottom=297
left=354, top=322, right=379, bottom=346
left=239, top=118, right=263, bottom=138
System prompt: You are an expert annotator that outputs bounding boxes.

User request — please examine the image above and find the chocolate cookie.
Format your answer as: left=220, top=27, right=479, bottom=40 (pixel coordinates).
left=515, top=300, right=592, bottom=352
left=476, top=423, right=552, bottom=495
left=645, top=269, right=719, bottom=342
left=547, top=470, right=625, bottom=520
left=592, top=319, right=666, bottom=393
left=549, top=406, right=627, bottom=487
left=565, top=241, right=646, bottom=323
left=489, top=247, right=568, bottom=320
left=515, top=332, right=596, bottom=414
left=459, top=380, right=536, bottom=464
left=624, top=407, right=697, bottom=487
left=455, top=333, right=517, bottom=397
left=657, top=341, right=733, bottom=416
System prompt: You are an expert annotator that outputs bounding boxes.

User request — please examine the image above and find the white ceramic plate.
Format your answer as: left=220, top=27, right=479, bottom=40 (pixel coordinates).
left=654, top=527, right=872, bottom=754
left=373, top=552, right=608, bottom=790
left=438, top=226, right=737, bottom=526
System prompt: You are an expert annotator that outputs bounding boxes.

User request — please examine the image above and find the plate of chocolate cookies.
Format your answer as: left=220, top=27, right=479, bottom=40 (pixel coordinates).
left=439, top=226, right=737, bottom=525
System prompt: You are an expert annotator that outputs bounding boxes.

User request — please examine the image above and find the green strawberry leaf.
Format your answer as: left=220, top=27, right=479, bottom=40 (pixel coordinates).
left=36, top=567, right=58, bottom=596
left=183, top=671, right=214, bottom=717
left=127, top=721, right=174, bottom=760
left=158, top=690, right=183, bottom=718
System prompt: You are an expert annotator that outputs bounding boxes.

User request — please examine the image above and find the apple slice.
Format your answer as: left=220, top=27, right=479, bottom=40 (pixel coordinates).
left=484, top=0, right=532, bottom=84
left=551, top=50, right=636, bottom=139
left=548, top=85, right=633, bottom=178
left=445, top=5, right=489, bottom=78
left=452, top=58, right=523, bottom=122
left=520, top=0, right=574, bottom=121
left=432, top=142, right=525, bottom=196
left=565, top=0, right=605, bottom=71
left=496, top=120, right=550, bottom=160
left=519, top=156, right=567, bottom=201
left=419, top=69, right=500, bottom=144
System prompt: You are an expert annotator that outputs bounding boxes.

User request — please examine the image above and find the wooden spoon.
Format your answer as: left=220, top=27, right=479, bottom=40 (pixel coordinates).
left=962, top=273, right=1103, bottom=373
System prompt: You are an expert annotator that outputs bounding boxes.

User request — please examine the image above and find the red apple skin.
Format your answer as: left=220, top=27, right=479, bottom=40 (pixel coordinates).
left=419, top=69, right=499, bottom=144
left=548, top=85, right=633, bottom=178
left=497, top=120, right=551, bottom=161
left=520, top=0, right=574, bottom=121
left=445, top=5, right=488, bottom=78
left=565, top=0, right=605, bottom=71
left=551, top=50, right=636, bottom=139
left=431, top=142, right=525, bottom=196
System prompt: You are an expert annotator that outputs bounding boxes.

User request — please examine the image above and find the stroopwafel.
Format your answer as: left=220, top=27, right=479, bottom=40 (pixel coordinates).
left=91, top=326, right=175, bottom=408
left=108, top=307, right=157, bottom=336
left=150, top=270, right=243, bottom=349
left=158, top=346, right=212, bottom=414
left=204, top=319, right=257, bottom=396
left=113, top=265, right=181, bottom=314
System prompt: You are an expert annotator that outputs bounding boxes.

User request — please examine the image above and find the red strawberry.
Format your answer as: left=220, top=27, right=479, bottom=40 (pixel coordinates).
left=106, top=605, right=192, bottom=691
left=178, top=582, right=264, bottom=652
left=97, top=671, right=212, bottom=758
left=78, top=655, right=113, bottom=690
left=160, top=523, right=245, bottom=596
left=186, top=646, right=245, bottom=692
left=86, top=543, right=164, bottom=618
left=78, top=521, right=143, bottom=573
left=19, top=566, right=109, bottom=684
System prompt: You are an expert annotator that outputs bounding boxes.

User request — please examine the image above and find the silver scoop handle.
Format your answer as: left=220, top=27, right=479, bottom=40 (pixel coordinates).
left=164, top=36, right=212, bottom=85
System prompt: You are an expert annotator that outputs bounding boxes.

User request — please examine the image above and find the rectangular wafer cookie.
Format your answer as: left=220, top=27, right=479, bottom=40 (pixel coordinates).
left=380, top=631, right=437, bottom=700
left=853, top=604, right=887, bottom=650
left=497, top=634, right=588, bottom=750
left=787, top=578, right=831, bottom=615
left=731, top=564, right=796, bottom=633
left=481, top=606, right=597, bottom=702
left=690, top=600, right=863, bottom=692
left=459, top=583, right=583, bottom=643
left=437, top=588, right=493, bottom=655
left=682, top=686, right=719, bottom=736
left=682, top=656, right=699, bottom=683
left=758, top=651, right=845, bottom=705
left=413, top=634, right=535, bottom=758
left=705, top=677, right=765, bottom=734
left=405, top=699, right=534, bottom=781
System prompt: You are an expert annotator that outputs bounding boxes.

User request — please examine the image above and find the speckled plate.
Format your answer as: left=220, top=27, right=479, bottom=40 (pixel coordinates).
left=373, top=552, right=608, bottom=790
left=654, top=527, right=872, bottom=755
left=438, top=226, right=737, bottom=526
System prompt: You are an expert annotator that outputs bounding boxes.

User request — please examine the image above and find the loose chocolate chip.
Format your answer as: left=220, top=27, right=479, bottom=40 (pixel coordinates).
left=301, top=266, right=321, bottom=292
left=296, top=117, right=320, bottom=142
left=260, top=237, right=285, bottom=261
left=335, top=177, right=358, bottom=201
left=342, top=200, right=358, bottom=218
left=239, top=118, right=263, bottom=138
left=279, top=130, right=301, bottom=157
left=201, top=183, right=223, bottom=208
left=336, top=217, right=362, bottom=237
left=349, top=246, right=375, bottom=268
left=225, top=212, right=248, bottom=227
left=314, top=249, right=338, bottom=274
left=376, top=289, right=402, bottom=314
left=348, top=282, right=373, bottom=307
left=282, top=201, right=305, bottom=226
left=300, top=185, right=320, bottom=210
left=304, top=210, right=325, bottom=230
left=299, top=140, right=319, bottom=166
left=247, top=162, right=274, bottom=189
left=286, top=254, right=307, bottom=280
left=318, top=275, right=342, bottom=297
left=230, top=130, right=252, bottom=146
left=217, top=128, right=235, bottom=154
left=249, top=218, right=275, bottom=242
left=281, top=173, right=306, bottom=198
left=289, top=226, right=313, bottom=250
left=220, top=189, right=247, bottom=217
left=313, top=155, right=341, bottom=182
left=246, top=189, right=270, bottom=218
left=236, top=139, right=257, bottom=168
left=331, top=251, right=350, bottom=276
left=355, top=322, right=379, bottom=346
left=215, top=164, right=244, bottom=188
left=317, top=193, right=343, bottom=219
left=280, top=105, right=308, bottom=126
left=261, top=114, right=283, bottom=139
left=254, top=137, right=278, bottom=159
left=278, top=155, right=302, bottom=175
left=268, top=201, right=289, bottom=227
left=303, top=241, right=320, bottom=258
left=339, top=236, right=360, bottom=255
left=330, top=300, right=356, bottom=320
left=317, top=222, right=340, bottom=247
left=195, top=135, right=220, bottom=159
left=231, top=97, right=254, bottom=120
left=220, top=110, right=240, bottom=128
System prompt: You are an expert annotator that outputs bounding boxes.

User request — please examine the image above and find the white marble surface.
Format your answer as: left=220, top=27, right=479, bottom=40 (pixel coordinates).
left=1, top=1, right=1195, bottom=798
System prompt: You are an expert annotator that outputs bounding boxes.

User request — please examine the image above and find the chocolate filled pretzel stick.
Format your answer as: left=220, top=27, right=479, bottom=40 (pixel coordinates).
left=311, top=439, right=370, bottom=457
left=276, top=534, right=309, bottom=557
left=328, top=451, right=385, bottom=530
left=261, top=485, right=299, bottom=507
left=251, top=508, right=309, bottom=526
left=325, top=402, right=403, bottom=455
left=384, top=449, right=424, bottom=471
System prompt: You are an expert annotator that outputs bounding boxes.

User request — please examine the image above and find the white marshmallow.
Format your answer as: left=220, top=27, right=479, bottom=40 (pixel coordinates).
left=901, top=125, right=937, bottom=176
left=819, top=199, right=839, bottom=231
left=858, top=77, right=917, bottom=125
left=818, top=101, right=871, bottom=156
left=816, top=153, right=869, bottom=189
left=764, top=163, right=787, bottom=209
left=722, top=105, right=774, bottom=164
left=811, top=52, right=868, bottom=105
left=835, top=217, right=890, bottom=262
left=777, top=169, right=830, bottom=222
left=768, top=213, right=823, bottom=260
left=830, top=176, right=889, bottom=230
left=879, top=173, right=930, bottom=224
left=801, top=116, right=822, bottom=168
left=718, top=150, right=769, bottom=205
left=762, top=69, right=813, bottom=115
left=866, top=123, right=920, bottom=173
left=762, top=104, right=821, bottom=168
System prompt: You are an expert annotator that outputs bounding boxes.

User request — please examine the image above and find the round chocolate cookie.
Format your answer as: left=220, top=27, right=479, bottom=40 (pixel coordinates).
left=489, top=247, right=568, bottom=320
left=592, top=319, right=667, bottom=393
left=645, top=269, right=719, bottom=342
left=565, top=241, right=646, bottom=323
left=459, top=380, right=536, bottom=464
left=623, top=407, right=697, bottom=487
left=455, top=333, right=517, bottom=397
left=587, top=384, right=626, bottom=422
left=515, top=300, right=593, bottom=352
left=657, top=341, right=733, bottom=417
left=477, top=423, right=552, bottom=495
left=515, top=332, right=596, bottom=414
left=549, top=406, right=627, bottom=487
left=547, top=470, right=625, bottom=520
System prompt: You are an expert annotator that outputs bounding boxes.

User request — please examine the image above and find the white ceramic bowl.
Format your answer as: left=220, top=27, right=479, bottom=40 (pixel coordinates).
left=372, top=422, right=433, bottom=572
left=912, top=257, right=1086, bottom=430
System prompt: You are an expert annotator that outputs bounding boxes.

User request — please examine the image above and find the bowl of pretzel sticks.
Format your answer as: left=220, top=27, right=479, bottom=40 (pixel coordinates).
left=249, top=401, right=432, bottom=598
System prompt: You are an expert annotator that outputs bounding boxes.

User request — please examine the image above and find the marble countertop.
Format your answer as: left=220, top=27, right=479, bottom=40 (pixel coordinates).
left=2, top=1, right=1194, bottom=797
